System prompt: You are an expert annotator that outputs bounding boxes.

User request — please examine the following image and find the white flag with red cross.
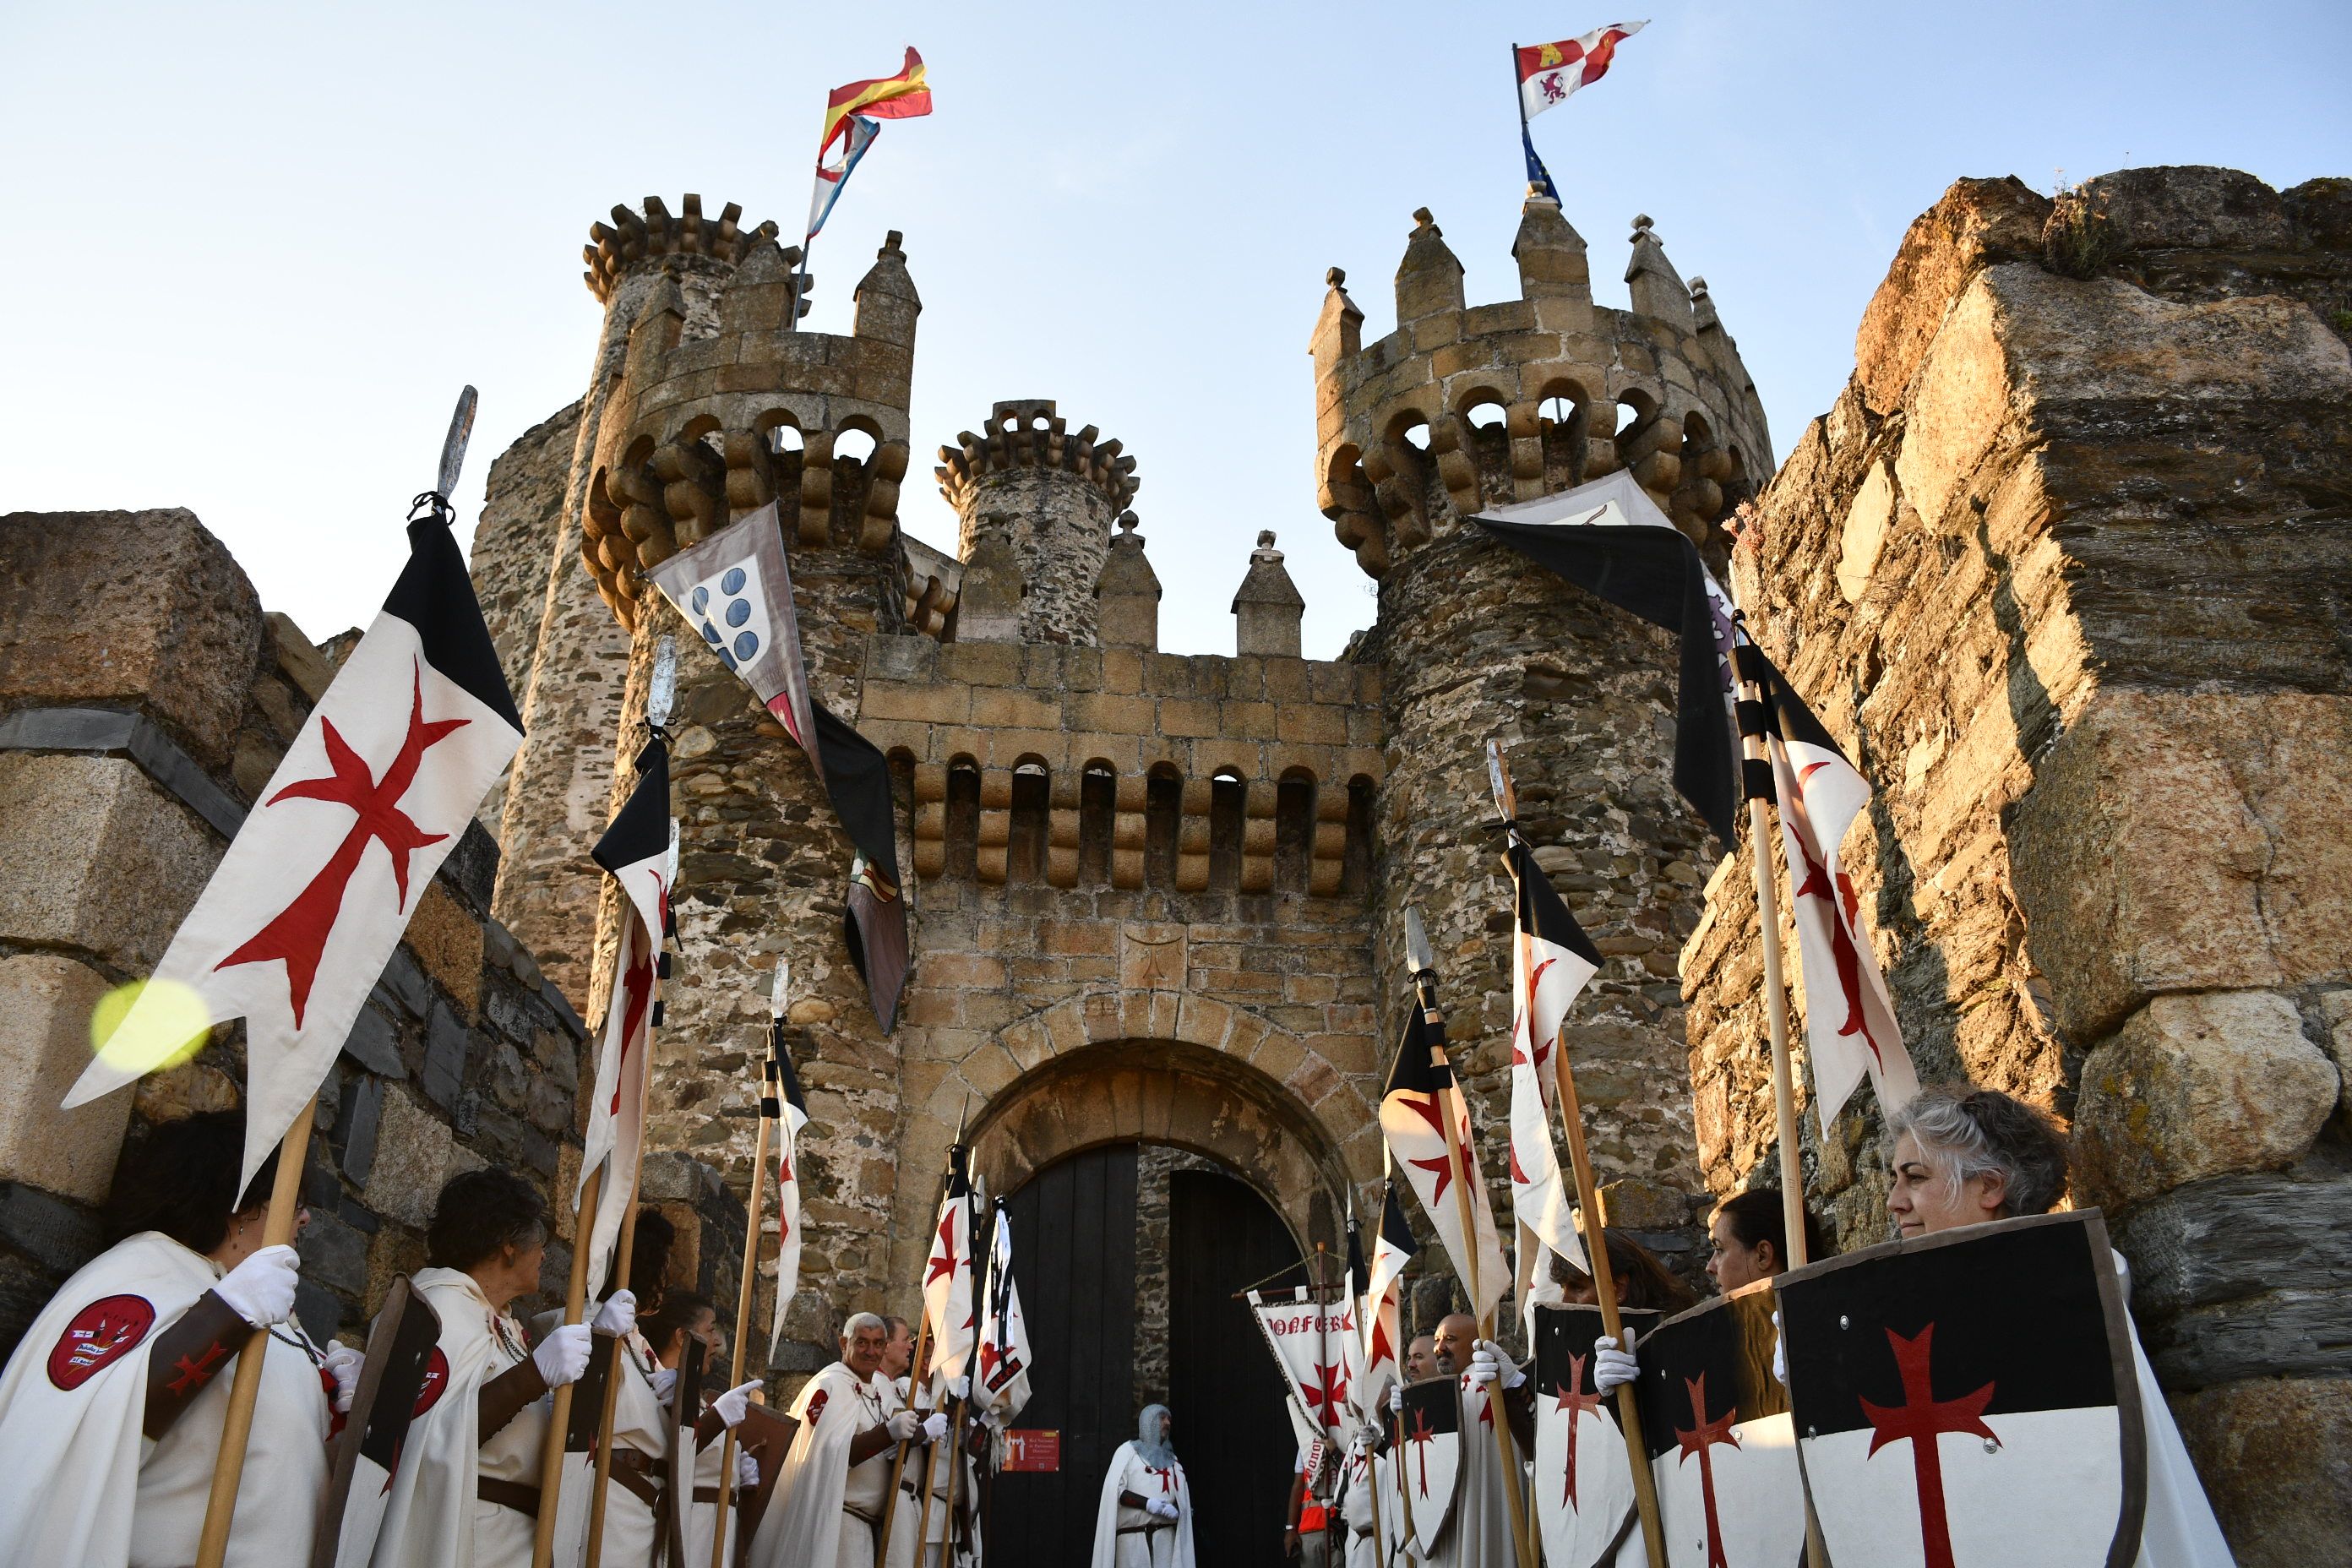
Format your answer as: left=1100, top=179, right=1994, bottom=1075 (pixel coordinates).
left=766, top=1026, right=811, bottom=1359
left=1516, top=22, right=1647, bottom=119
left=1355, top=1181, right=1417, bottom=1423
left=1250, top=1288, right=1363, bottom=1441
left=921, top=1146, right=978, bottom=1384
left=64, top=508, right=523, bottom=1191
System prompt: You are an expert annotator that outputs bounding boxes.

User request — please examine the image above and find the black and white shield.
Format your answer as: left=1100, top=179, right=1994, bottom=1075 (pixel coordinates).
left=1533, top=1304, right=1660, bottom=1568
left=1396, top=1375, right=1464, bottom=1557
left=317, top=1277, right=444, bottom=1568
left=1632, top=1280, right=1808, bottom=1568
left=1777, top=1210, right=2146, bottom=1568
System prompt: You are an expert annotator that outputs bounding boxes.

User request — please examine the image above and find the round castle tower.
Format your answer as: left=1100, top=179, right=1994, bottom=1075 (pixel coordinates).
left=934, top=399, right=1138, bottom=645
left=1324, top=196, right=1770, bottom=1240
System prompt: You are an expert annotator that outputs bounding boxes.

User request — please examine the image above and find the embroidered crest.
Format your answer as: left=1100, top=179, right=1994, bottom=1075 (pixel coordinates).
left=806, top=1388, right=830, bottom=1427
left=412, top=1346, right=450, bottom=1417
left=48, top=1294, right=157, bottom=1389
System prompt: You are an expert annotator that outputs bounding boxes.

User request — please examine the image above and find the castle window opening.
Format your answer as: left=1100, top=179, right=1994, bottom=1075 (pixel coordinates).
left=1144, top=765, right=1182, bottom=889
left=1342, top=775, right=1376, bottom=896
left=1274, top=770, right=1316, bottom=893
left=1207, top=769, right=1246, bottom=891
left=945, top=756, right=981, bottom=879
left=1009, top=759, right=1050, bottom=884
left=1078, top=760, right=1118, bottom=885
left=834, top=426, right=878, bottom=466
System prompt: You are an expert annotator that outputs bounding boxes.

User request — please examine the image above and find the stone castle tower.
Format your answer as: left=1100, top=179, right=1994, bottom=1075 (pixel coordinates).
left=474, top=186, right=1765, bottom=1358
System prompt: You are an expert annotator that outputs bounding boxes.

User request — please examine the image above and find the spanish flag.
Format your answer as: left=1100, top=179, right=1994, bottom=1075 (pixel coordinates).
left=820, top=46, right=933, bottom=159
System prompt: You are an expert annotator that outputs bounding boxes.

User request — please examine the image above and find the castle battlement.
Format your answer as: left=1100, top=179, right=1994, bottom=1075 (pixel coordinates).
left=584, top=193, right=778, bottom=302
left=1312, top=199, right=1769, bottom=578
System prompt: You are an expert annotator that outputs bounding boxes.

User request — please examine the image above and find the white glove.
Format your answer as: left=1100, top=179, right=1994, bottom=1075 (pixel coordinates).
left=1388, top=1382, right=1404, bottom=1414
left=1473, top=1340, right=1526, bottom=1391
left=321, top=1343, right=364, bottom=1413
left=887, top=1408, right=922, bottom=1441
left=735, top=1450, right=760, bottom=1489
left=215, top=1244, right=300, bottom=1328
left=1771, top=1309, right=1788, bottom=1388
left=1592, top=1328, right=1639, bottom=1394
left=714, top=1380, right=760, bottom=1428
left=533, top=1323, right=593, bottom=1387
left=922, top=1411, right=950, bottom=1441
left=591, top=1288, right=637, bottom=1337
left=1148, top=1497, right=1179, bottom=1520
left=651, top=1367, right=678, bottom=1404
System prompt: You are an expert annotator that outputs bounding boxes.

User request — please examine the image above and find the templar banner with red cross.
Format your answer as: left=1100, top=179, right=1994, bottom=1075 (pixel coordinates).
left=578, top=733, right=671, bottom=1298
left=921, top=1146, right=978, bottom=1383
left=1631, top=1281, right=1808, bottom=1568
left=65, top=510, right=523, bottom=1191
left=1533, top=1302, right=1661, bottom=1568
left=1379, top=992, right=1508, bottom=1326
left=1248, top=1289, right=1364, bottom=1442
left=1777, top=1211, right=2147, bottom=1568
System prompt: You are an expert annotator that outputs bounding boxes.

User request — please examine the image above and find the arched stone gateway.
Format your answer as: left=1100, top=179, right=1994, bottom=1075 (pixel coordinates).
left=970, top=1037, right=1353, bottom=1254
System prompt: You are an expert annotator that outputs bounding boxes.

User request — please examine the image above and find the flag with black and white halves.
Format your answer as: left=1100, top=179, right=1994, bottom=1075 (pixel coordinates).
left=1475, top=470, right=1742, bottom=846
left=1380, top=985, right=1507, bottom=1326
left=64, top=504, right=524, bottom=1192
left=1756, top=648, right=1919, bottom=1133
left=578, top=734, right=670, bottom=1298
left=1357, top=1180, right=1417, bottom=1423
left=767, top=1021, right=811, bottom=1359
left=650, top=503, right=910, bottom=1032
left=1505, top=837, right=1602, bottom=1275
left=972, top=1204, right=1032, bottom=1422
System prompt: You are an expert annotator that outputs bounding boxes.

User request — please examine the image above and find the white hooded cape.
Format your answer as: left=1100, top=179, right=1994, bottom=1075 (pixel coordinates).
left=1089, top=1439, right=1196, bottom=1568
left=748, top=1358, right=894, bottom=1568
left=0, top=1230, right=329, bottom=1568
left=365, top=1266, right=524, bottom=1568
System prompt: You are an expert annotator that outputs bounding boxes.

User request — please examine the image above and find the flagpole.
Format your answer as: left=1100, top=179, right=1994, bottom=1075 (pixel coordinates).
left=531, top=1161, right=604, bottom=1568
left=934, top=1198, right=994, bottom=1568
left=191, top=1095, right=318, bottom=1568
left=1487, top=741, right=1668, bottom=1568
left=1408, top=961, right=1538, bottom=1568
left=881, top=1127, right=962, bottom=1568
left=581, top=1102, right=652, bottom=1568
left=1731, top=645, right=1809, bottom=1267
left=709, top=1019, right=781, bottom=1568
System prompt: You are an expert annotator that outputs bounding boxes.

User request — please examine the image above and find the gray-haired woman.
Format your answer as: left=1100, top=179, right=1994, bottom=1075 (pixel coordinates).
left=1884, top=1086, right=2235, bottom=1567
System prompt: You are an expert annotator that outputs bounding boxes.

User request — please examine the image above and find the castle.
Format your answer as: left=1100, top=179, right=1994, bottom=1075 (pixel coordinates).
left=1, top=166, right=2345, bottom=1562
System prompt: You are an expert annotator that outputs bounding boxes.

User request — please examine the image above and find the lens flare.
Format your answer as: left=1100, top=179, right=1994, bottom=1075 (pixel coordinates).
left=89, top=979, right=213, bottom=1077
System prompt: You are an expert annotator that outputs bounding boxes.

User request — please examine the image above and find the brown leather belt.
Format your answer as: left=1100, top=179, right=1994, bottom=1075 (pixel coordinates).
left=608, top=1446, right=663, bottom=1508
left=1117, top=1522, right=1171, bottom=1536
left=694, top=1486, right=722, bottom=1504
left=478, top=1476, right=542, bottom=1516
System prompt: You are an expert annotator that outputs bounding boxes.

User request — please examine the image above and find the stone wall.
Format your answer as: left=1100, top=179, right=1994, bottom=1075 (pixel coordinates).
left=0, top=507, right=614, bottom=1359
left=1679, top=166, right=2352, bottom=1564
left=936, top=400, right=1136, bottom=647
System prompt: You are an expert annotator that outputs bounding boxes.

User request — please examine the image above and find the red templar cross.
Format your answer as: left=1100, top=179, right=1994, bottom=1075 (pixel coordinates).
left=1302, top=1360, right=1349, bottom=1428
left=1674, top=1372, right=1741, bottom=1568
left=1555, top=1352, right=1603, bottom=1509
left=1404, top=1407, right=1440, bottom=1496
left=1788, top=784, right=1886, bottom=1071
left=166, top=1340, right=228, bottom=1395
left=1861, top=1323, right=1998, bottom=1568
left=923, top=1211, right=960, bottom=1287
left=217, top=662, right=467, bottom=1025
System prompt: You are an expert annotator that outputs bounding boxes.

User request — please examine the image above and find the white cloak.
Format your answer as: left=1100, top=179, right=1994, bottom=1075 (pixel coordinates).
left=1089, top=1440, right=1196, bottom=1568
left=747, top=1359, right=903, bottom=1568
left=0, top=1230, right=329, bottom=1568
left=2113, top=1254, right=2233, bottom=1568
left=368, top=1266, right=543, bottom=1568
left=1443, top=1377, right=1515, bottom=1568
left=684, top=1426, right=738, bottom=1568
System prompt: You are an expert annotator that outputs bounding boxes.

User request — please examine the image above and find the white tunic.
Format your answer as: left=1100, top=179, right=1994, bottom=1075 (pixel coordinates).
left=1089, top=1442, right=1195, bottom=1568
left=584, top=1332, right=667, bottom=1568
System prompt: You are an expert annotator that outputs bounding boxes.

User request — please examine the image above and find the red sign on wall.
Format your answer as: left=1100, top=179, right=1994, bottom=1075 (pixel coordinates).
left=1000, top=1429, right=1061, bottom=1473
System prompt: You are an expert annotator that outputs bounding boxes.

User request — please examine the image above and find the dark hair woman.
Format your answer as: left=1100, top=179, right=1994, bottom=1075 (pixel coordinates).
left=0, top=1109, right=345, bottom=1566
left=1549, top=1228, right=1699, bottom=1315
left=1706, top=1187, right=1828, bottom=1293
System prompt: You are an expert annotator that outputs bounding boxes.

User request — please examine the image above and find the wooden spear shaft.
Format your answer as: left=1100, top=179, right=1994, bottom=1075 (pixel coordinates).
left=709, top=1073, right=775, bottom=1568
left=581, top=1092, right=655, bottom=1568
left=1738, top=684, right=1809, bottom=1270
left=192, top=1096, right=318, bottom=1568
left=532, top=1161, right=605, bottom=1568
left=1424, top=1003, right=1538, bottom=1568
left=1552, top=1029, right=1670, bottom=1568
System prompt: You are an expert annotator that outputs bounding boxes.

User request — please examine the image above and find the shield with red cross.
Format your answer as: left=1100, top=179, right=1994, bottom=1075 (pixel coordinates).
left=1396, top=1375, right=1463, bottom=1558
left=1777, top=1210, right=2146, bottom=1568
left=1533, top=1302, right=1660, bottom=1568
left=1631, top=1280, right=1807, bottom=1568
left=320, top=1275, right=444, bottom=1568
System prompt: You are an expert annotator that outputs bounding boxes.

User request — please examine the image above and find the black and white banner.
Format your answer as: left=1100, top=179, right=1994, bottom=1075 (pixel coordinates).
left=1505, top=837, right=1603, bottom=1274
left=66, top=510, right=524, bottom=1189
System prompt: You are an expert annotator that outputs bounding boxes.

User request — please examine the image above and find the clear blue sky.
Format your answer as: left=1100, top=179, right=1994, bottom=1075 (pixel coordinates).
left=6, top=2, right=2345, bottom=660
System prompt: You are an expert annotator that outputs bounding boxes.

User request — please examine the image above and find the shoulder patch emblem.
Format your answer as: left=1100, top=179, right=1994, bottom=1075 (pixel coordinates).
left=412, top=1347, right=450, bottom=1418
left=48, top=1294, right=157, bottom=1390
left=806, top=1387, right=829, bottom=1427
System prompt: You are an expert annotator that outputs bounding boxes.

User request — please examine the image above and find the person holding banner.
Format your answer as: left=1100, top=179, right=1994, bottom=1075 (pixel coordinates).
left=0, top=1110, right=349, bottom=1568
left=370, top=1167, right=596, bottom=1568
left=569, top=1210, right=668, bottom=1565
left=748, top=1311, right=929, bottom=1568
left=1881, top=1086, right=2233, bottom=1567
left=1091, top=1403, right=1194, bottom=1568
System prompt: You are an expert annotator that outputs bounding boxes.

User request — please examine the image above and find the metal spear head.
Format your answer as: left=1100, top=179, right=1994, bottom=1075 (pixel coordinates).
left=435, top=386, right=478, bottom=500
left=1403, top=906, right=1435, bottom=977
left=647, top=636, right=678, bottom=729
left=769, top=957, right=792, bottom=1019
left=665, top=817, right=680, bottom=886
left=1484, top=739, right=1516, bottom=822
